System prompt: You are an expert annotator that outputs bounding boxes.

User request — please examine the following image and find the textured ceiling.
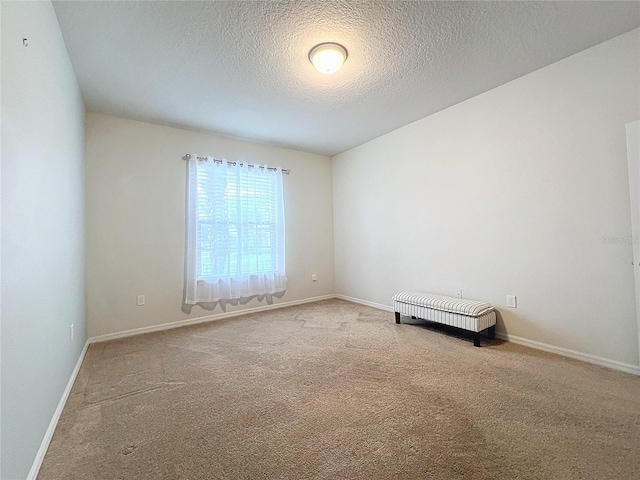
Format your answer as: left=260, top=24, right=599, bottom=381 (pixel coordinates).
left=52, top=1, right=640, bottom=156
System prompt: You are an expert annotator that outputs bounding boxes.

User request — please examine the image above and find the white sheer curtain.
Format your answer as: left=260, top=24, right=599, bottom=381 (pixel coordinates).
left=185, top=155, right=286, bottom=304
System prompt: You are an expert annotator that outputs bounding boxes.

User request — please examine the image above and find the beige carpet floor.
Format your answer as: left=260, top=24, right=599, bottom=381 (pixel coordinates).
left=38, top=299, right=640, bottom=479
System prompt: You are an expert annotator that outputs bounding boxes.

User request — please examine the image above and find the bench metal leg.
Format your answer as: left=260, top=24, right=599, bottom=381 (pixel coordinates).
left=473, top=332, right=481, bottom=347
left=395, top=312, right=401, bottom=324
left=488, top=325, right=495, bottom=340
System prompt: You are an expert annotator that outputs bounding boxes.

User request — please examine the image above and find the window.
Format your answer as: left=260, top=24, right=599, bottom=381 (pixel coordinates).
left=185, top=156, right=286, bottom=304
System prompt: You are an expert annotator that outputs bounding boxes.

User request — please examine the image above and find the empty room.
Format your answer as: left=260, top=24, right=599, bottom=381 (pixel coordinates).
left=2, top=1, right=640, bottom=479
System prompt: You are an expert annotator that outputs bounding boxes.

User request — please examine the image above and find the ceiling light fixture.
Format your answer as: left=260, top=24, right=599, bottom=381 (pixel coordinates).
left=308, top=42, right=348, bottom=74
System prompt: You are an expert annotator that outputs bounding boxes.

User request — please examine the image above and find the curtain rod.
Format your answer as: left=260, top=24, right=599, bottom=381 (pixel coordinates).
left=182, top=154, right=290, bottom=175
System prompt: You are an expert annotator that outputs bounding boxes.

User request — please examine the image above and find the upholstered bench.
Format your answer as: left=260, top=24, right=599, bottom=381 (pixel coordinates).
left=393, top=292, right=496, bottom=347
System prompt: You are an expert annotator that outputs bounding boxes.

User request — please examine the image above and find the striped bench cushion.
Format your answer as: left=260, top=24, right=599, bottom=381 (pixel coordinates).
left=393, top=292, right=494, bottom=317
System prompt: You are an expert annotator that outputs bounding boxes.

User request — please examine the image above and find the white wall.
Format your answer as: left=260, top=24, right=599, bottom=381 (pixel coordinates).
left=333, top=30, right=640, bottom=367
left=0, top=2, right=87, bottom=479
left=85, top=113, right=334, bottom=337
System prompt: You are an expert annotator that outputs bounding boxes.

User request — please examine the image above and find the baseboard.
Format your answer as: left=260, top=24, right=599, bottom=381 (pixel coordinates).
left=27, top=340, right=89, bottom=480
left=336, top=294, right=640, bottom=376
left=334, top=294, right=393, bottom=313
left=88, top=294, right=337, bottom=344
left=495, top=332, right=640, bottom=376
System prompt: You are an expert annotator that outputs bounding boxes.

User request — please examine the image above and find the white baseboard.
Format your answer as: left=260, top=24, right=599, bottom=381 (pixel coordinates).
left=27, top=340, right=89, bottom=480
left=336, top=294, right=640, bottom=376
left=88, top=294, right=336, bottom=344
left=495, top=332, right=640, bottom=376
left=334, top=294, right=393, bottom=313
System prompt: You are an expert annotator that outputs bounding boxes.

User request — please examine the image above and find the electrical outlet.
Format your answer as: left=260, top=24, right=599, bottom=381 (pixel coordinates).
left=70, top=324, right=74, bottom=341
left=137, top=295, right=145, bottom=306
left=456, top=289, right=463, bottom=298
left=312, top=274, right=317, bottom=282
left=507, top=295, right=517, bottom=308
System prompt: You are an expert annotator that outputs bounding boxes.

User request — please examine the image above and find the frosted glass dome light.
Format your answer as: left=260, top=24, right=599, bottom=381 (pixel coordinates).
left=308, top=43, right=348, bottom=74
